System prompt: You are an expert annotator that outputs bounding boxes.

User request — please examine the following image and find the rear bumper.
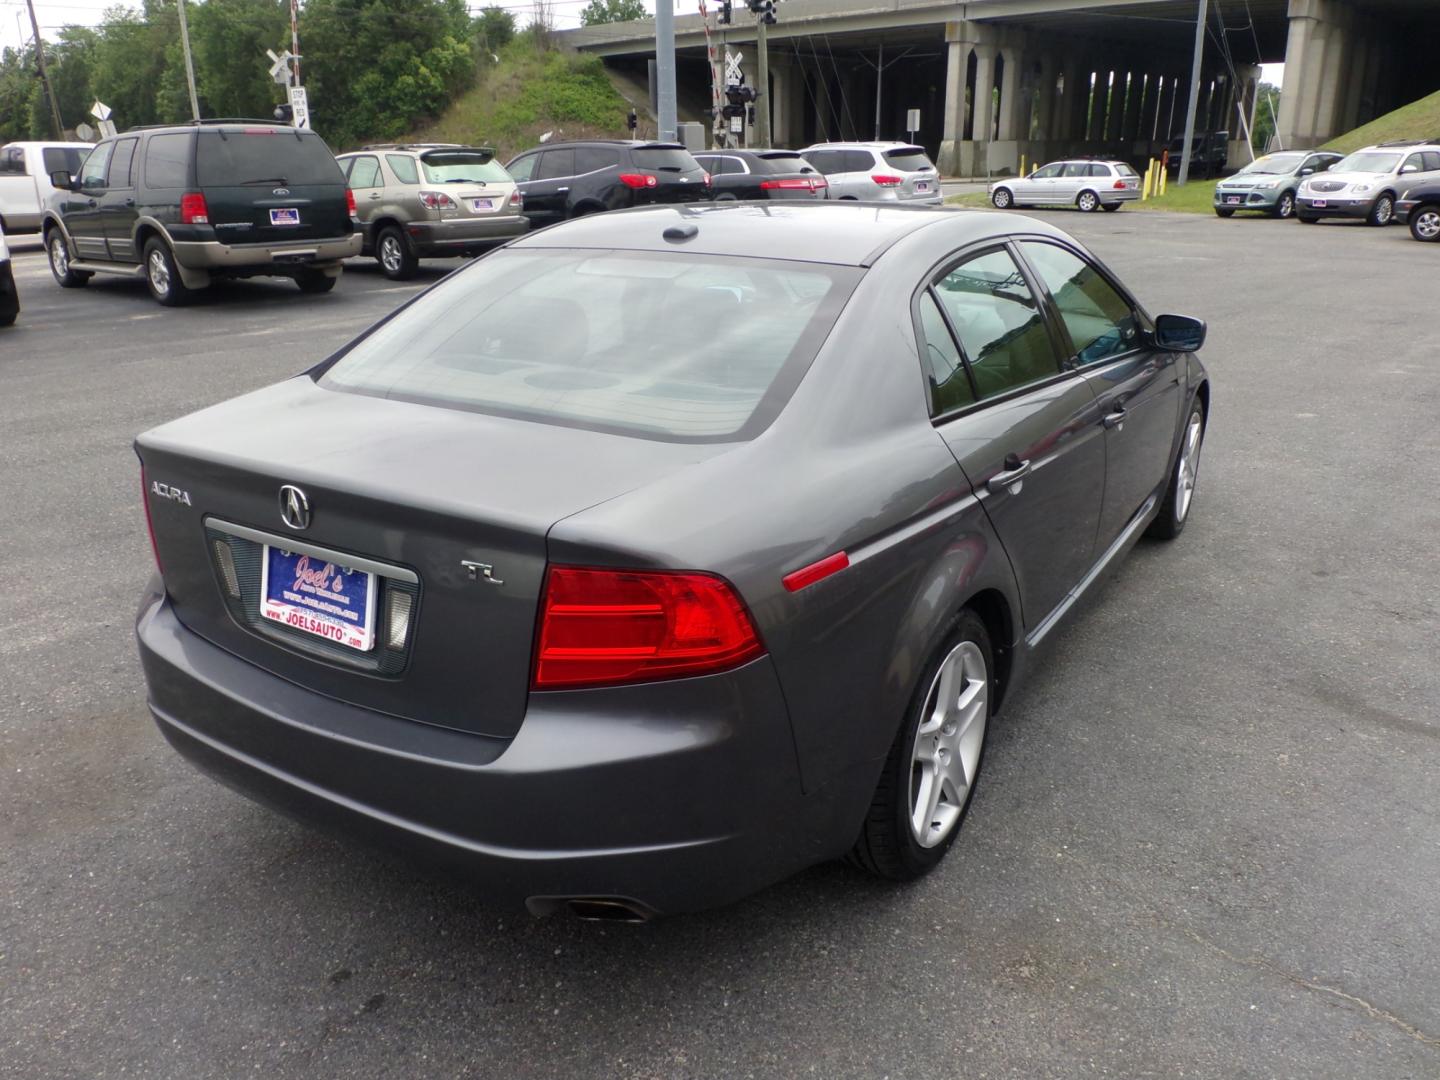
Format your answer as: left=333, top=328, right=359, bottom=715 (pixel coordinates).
left=1295, top=196, right=1371, bottom=219
left=172, top=234, right=363, bottom=272
left=137, top=588, right=839, bottom=915
left=404, top=215, right=529, bottom=255
left=1101, top=189, right=1141, bottom=204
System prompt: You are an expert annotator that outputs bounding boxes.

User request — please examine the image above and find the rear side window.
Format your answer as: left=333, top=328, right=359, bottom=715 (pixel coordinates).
left=386, top=154, right=420, bottom=184
left=935, top=249, right=1059, bottom=399
left=574, top=147, right=620, bottom=174
left=0, top=147, right=24, bottom=174
left=347, top=155, right=381, bottom=189
left=107, top=138, right=138, bottom=187
left=194, top=130, right=343, bottom=187
left=1085, top=164, right=1109, bottom=177
left=1063, top=163, right=1089, bottom=178
left=918, top=292, right=976, bottom=415
left=143, top=134, right=190, bottom=188
left=320, top=250, right=860, bottom=442
left=633, top=147, right=699, bottom=172
left=844, top=150, right=877, bottom=172
left=882, top=147, right=933, bottom=171
left=43, top=146, right=85, bottom=176
left=420, top=150, right=510, bottom=184
left=1423, top=152, right=1440, bottom=172
left=1020, top=242, right=1138, bottom=366
left=537, top=148, right=575, bottom=180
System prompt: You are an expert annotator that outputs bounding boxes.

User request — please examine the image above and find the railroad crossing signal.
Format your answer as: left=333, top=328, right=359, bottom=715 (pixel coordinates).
left=724, top=50, right=743, bottom=86
left=266, top=48, right=300, bottom=85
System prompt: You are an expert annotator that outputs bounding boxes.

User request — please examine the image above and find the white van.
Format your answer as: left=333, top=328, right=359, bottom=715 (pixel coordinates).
left=0, top=141, right=92, bottom=233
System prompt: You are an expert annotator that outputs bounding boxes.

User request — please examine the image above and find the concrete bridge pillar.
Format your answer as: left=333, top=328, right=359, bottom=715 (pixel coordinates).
left=997, top=46, right=1023, bottom=142
left=1035, top=53, right=1059, bottom=142
left=1275, top=0, right=1353, bottom=151
left=1089, top=69, right=1110, bottom=144
left=972, top=43, right=999, bottom=145
left=938, top=22, right=976, bottom=176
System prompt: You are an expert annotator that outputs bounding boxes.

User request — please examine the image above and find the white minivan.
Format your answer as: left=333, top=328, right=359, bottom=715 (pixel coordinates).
left=0, top=141, right=92, bottom=233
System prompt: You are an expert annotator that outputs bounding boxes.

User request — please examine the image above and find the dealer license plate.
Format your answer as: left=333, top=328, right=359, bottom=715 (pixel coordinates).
left=1226, top=196, right=1242, bottom=205
left=1312, top=199, right=1328, bottom=209
left=471, top=198, right=495, bottom=212
left=915, top=182, right=930, bottom=193
left=260, top=546, right=376, bottom=651
left=269, top=208, right=301, bottom=226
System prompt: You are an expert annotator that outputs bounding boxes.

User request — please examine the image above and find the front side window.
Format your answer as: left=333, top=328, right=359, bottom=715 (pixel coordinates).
left=1020, top=242, right=1138, bottom=366
left=935, top=248, right=1058, bottom=399
left=505, top=153, right=538, bottom=182
left=1402, top=153, right=1426, bottom=173
left=79, top=142, right=113, bottom=188
left=386, top=154, right=420, bottom=185
left=347, top=155, right=381, bottom=189
left=142, top=134, right=190, bottom=188
left=918, top=292, right=975, bottom=415
left=320, top=250, right=860, bottom=441
left=1030, top=162, right=1063, bottom=179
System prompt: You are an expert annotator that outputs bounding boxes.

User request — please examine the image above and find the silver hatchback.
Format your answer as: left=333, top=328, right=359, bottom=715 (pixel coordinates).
left=800, top=142, right=942, bottom=205
left=337, top=144, right=529, bottom=280
left=990, top=160, right=1141, bottom=213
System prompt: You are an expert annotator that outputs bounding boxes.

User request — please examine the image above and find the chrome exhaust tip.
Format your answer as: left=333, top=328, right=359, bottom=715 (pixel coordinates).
left=566, top=898, right=652, bottom=923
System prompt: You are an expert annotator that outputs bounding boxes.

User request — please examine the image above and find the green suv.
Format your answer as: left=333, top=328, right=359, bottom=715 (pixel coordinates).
left=337, top=144, right=528, bottom=280
left=42, top=120, right=360, bottom=305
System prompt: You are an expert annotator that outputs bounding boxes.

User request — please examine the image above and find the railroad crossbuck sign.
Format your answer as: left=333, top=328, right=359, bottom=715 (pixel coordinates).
left=724, top=50, right=743, bottom=86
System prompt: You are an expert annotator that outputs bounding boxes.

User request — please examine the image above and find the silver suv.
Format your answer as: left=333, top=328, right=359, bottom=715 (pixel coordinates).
left=989, top=160, right=1140, bottom=213
left=337, top=143, right=528, bottom=279
left=800, top=142, right=942, bottom=205
left=1295, top=140, right=1440, bottom=227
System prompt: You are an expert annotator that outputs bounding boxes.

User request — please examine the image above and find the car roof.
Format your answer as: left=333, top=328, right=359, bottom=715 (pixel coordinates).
left=518, top=140, right=685, bottom=150
left=804, top=141, right=920, bottom=150
left=510, top=202, right=1038, bottom=267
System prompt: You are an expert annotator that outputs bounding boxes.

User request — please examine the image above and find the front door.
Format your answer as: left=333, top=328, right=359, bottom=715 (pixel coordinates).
left=1017, top=161, right=1063, bottom=204
left=100, top=137, right=140, bottom=263
left=65, top=141, right=112, bottom=261
left=1017, top=240, right=1183, bottom=546
left=512, top=148, right=572, bottom=227
left=925, top=244, right=1107, bottom=629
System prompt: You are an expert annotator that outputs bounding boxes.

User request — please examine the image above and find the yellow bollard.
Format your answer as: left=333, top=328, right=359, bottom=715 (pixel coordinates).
left=1142, top=163, right=1152, bottom=200
left=1020, top=154, right=1027, bottom=178
left=1160, top=166, right=1168, bottom=197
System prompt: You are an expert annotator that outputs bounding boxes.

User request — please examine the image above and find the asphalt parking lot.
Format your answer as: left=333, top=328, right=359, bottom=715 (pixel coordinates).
left=2, top=214, right=1438, bottom=1080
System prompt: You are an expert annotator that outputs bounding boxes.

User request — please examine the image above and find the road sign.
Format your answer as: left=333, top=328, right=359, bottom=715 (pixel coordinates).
left=74, top=122, right=95, bottom=142
left=97, top=120, right=117, bottom=138
left=730, top=115, right=743, bottom=134
left=90, top=100, right=112, bottom=121
left=266, top=49, right=300, bottom=85
left=906, top=108, right=921, bottom=132
left=288, top=85, right=310, bottom=129
left=724, top=50, right=743, bottom=86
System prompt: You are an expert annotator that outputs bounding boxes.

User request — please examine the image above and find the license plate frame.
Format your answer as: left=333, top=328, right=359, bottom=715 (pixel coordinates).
left=269, top=207, right=301, bottom=226
left=1226, top=195, right=1242, bottom=205
left=470, top=198, right=495, bottom=212
left=914, top=182, right=930, bottom=193
left=1312, top=199, right=1328, bottom=209
left=260, top=545, right=377, bottom=652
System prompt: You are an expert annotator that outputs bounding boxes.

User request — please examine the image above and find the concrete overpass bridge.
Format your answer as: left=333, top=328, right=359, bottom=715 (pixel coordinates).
left=561, top=0, right=1437, bottom=176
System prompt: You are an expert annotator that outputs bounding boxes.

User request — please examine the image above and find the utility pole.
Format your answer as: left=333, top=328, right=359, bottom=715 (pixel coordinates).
left=754, top=17, right=770, bottom=147
left=1178, top=0, right=1208, bottom=186
left=175, top=0, right=201, bottom=121
left=655, top=0, right=677, bottom=141
left=23, top=0, right=65, bottom=139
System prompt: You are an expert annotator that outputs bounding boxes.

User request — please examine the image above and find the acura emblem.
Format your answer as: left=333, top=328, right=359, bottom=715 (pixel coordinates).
left=273, top=187, right=290, bottom=196
left=279, top=485, right=311, bottom=530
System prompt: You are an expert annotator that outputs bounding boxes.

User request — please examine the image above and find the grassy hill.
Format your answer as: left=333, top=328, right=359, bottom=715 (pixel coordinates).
left=1323, top=89, right=1440, bottom=154
left=407, top=39, right=632, bottom=159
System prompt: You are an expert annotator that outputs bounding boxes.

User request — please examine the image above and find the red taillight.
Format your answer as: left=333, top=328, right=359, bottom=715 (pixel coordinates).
left=871, top=174, right=903, bottom=186
left=140, top=468, right=162, bottom=572
left=346, top=188, right=357, bottom=215
left=702, top=171, right=712, bottom=186
left=419, top=190, right=457, bottom=210
left=1114, top=179, right=1127, bottom=190
left=618, top=173, right=658, bottom=189
left=509, top=189, right=522, bottom=208
left=760, top=178, right=817, bottom=190
left=180, top=192, right=209, bottom=224
left=532, top=566, right=765, bottom=690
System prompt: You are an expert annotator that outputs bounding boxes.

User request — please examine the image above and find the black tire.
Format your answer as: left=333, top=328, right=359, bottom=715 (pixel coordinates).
left=1408, top=203, right=1440, bottom=243
left=850, top=609, right=993, bottom=881
left=1148, top=396, right=1206, bottom=541
left=1214, top=207, right=1236, bottom=219
left=375, top=225, right=418, bottom=281
left=143, top=237, right=194, bottom=306
left=1297, top=214, right=1319, bottom=224
left=46, top=230, right=91, bottom=288
left=295, top=270, right=338, bottom=294
left=1366, top=193, right=1395, bottom=227
left=713, top=192, right=739, bottom=203
left=1076, top=190, right=1101, bottom=213
left=991, top=187, right=1013, bottom=209
left=1101, top=201, right=1122, bottom=212
left=1272, top=191, right=1296, bottom=219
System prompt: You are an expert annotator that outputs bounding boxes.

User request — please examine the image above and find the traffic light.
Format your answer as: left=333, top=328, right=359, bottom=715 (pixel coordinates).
left=722, top=80, right=758, bottom=120
left=627, top=108, right=637, bottom=132
left=273, top=103, right=293, bottom=124
left=747, top=0, right=776, bottom=24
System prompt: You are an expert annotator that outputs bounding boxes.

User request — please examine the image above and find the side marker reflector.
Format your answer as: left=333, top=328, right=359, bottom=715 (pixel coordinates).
left=782, top=551, right=849, bottom=593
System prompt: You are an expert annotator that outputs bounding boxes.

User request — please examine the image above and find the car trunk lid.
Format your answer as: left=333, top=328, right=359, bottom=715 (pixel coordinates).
left=137, top=377, right=725, bottom=738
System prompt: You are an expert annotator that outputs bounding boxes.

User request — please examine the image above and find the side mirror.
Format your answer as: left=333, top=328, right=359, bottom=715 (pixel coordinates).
left=1299, top=167, right=1315, bottom=177
left=50, top=169, right=76, bottom=190
left=1153, top=313, right=1206, bottom=353
left=1400, top=164, right=1418, bottom=174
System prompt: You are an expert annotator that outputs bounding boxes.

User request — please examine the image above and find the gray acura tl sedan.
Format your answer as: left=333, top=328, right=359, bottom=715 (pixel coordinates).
left=135, top=203, right=1210, bottom=919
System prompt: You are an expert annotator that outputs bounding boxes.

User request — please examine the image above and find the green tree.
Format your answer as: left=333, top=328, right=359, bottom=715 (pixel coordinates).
left=88, top=2, right=184, bottom=129
left=472, top=5, right=517, bottom=57
left=579, top=0, right=647, bottom=25
left=0, top=47, right=41, bottom=142
left=190, top=0, right=289, bottom=119
left=1251, top=82, right=1281, bottom=153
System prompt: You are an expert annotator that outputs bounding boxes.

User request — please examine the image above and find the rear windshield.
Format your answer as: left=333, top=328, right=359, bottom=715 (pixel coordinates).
left=882, top=147, right=933, bottom=171
left=319, top=250, right=859, bottom=441
left=634, top=147, right=701, bottom=172
left=195, top=130, right=343, bottom=187
left=420, top=150, right=510, bottom=184
left=1332, top=151, right=1400, bottom=174
left=43, top=147, right=86, bottom=175
left=756, top=152, right=811, bottom=173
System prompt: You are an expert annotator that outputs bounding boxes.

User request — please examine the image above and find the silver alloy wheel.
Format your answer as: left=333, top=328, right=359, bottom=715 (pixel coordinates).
left=1374, top=196, right=1394, bottom=225
left=993, top=188, right=1012, bottom=209
left=1175, top=411, right=1204, bottom=523
left=379, top=235, right=403, bottom=274
left=1078, top=191, right=1099, bottom=212
left=147, top=248, right=170, bottom=296
left=1415, top=209, right=1440, bottom=241
left=49, top=235, right=69, bottom=276
left=1277, top=192, right=1294, bottom=218
left=908, top=640, right=988, bottom=848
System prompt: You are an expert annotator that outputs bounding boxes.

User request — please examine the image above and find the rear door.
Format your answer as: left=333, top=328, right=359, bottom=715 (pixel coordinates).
left=100, top=136, right=140, bottom=262
left=1057, top=162, right=1089, bottom=202
left=1018, top=239, right=1181, bottom=547
left=926, top=244, right=1106, bottom=630
left=195, top=128, right=350, bottom=246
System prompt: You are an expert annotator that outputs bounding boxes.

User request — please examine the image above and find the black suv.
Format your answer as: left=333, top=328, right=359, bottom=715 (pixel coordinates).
left=42, top=120, right=360, bottom=305
left=503, top=140, right=710, bottom=228
left=693, top=149, right=828, bottom=201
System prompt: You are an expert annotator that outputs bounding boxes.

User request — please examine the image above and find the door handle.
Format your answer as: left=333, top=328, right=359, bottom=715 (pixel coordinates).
left=556, top=187, right=570, bottom=193
left=367, top=192, right=382, bottom=200
left=1103, top=408, right=1126, bottom=431
left=86, top=199, right=97, bottom=208
left=123, top=197, right=135, bottom=206
left=987, top=456, right=1031, bottom=495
